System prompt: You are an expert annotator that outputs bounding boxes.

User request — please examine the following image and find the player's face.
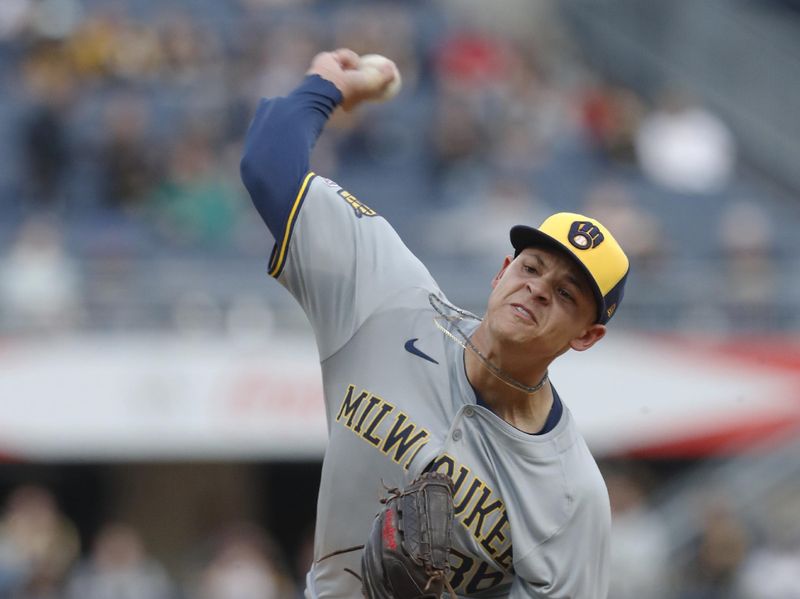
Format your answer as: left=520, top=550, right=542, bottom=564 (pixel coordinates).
left=485, top=247, right=606, bottom=359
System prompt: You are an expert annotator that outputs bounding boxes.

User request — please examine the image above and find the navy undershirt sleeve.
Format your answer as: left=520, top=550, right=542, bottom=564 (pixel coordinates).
left=240, top=74, right=342, bottom=240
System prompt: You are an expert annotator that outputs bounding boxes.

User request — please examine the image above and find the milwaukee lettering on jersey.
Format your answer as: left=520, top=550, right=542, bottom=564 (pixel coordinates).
left=429, top=454, right=513, bottom=594
left=335, top=385, right=429, bottom=469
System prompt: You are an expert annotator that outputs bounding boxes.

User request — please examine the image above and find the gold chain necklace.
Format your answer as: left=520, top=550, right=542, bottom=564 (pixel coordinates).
left=428, top=293, right=549, bottom=395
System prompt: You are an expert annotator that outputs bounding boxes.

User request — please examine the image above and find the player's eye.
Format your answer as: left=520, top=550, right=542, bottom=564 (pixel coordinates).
left=558, top=288, right=573, bottom=302
left=523, top=264, right=538, bottom=275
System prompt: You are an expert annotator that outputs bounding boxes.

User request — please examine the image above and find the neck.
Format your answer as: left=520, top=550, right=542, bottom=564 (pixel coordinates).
left=465, top=324, right=554, bottom=434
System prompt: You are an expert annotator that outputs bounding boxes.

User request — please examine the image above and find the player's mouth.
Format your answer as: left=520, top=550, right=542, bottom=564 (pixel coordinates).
left=510, top=303, right=536, bottom=324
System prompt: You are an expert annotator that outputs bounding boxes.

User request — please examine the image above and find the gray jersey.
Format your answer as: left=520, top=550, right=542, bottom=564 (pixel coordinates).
left=274, top=174, right=611, bottom=599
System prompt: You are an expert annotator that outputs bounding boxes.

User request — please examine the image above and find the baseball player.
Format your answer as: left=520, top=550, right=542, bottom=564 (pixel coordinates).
left=240, top=49, right=629, bottom=599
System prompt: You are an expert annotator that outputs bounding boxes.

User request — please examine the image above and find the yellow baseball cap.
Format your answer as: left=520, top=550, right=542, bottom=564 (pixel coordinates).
left=510, top=213, right=630, bottom=324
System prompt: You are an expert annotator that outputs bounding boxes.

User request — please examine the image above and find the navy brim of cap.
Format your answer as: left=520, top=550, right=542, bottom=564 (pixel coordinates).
left=509, top=225, right=605, bottom=324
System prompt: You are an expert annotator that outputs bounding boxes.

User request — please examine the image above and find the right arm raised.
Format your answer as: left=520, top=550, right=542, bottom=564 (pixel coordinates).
left=239, top=73, right=341, bottom=239
left=240, top=49, right=397, bottom=239
left=239, top=50, right=425, bottom=359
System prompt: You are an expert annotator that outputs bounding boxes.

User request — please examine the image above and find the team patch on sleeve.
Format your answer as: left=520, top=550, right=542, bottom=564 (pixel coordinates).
left=338, top=189, right=377, bottom=218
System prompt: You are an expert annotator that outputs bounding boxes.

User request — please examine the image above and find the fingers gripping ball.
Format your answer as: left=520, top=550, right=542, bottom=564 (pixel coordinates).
left=359, top=54, right=402, bottom=102
left=361, top=472, right=455, bottom=599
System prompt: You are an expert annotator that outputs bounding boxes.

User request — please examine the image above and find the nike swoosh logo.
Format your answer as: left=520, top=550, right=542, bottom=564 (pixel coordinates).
left=404, top=338, right=439, bottom=365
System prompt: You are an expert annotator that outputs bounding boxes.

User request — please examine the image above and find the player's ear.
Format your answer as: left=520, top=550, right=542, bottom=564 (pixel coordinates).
left=491, top=256, right=514, bottom=289
left=570, top=324, right=606, bottom=352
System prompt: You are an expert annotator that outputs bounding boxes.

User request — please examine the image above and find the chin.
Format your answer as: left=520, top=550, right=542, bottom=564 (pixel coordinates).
left=492, top=322, right=536, bottom=347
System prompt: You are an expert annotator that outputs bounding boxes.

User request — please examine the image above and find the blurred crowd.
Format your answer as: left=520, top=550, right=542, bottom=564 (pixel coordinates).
left=3, top=469, right=800, bottom=599
left=603, top=463, right=800, bottom=599
left=0, top=484, right=306, bottom=599
left=0, top=0, right=796, bottom=334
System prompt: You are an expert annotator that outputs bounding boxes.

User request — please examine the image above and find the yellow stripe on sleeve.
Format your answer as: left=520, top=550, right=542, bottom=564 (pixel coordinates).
left=268, top=171, right=316, bottom=278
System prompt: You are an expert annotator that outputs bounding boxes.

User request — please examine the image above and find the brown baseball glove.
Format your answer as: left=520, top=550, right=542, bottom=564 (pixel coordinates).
left=361, top=472, right=456, bottom=599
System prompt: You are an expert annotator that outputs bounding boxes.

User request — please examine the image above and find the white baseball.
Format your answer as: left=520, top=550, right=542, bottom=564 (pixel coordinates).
left=359, top=54, right=402, bottom=102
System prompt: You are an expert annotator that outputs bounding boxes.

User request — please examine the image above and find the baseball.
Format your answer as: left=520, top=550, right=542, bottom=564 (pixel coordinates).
left=359, top=54, right=402, bottom=102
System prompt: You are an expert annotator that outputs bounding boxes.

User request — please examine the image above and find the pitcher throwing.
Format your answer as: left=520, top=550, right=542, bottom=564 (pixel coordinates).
left=240, top=48, right=629, bottom=599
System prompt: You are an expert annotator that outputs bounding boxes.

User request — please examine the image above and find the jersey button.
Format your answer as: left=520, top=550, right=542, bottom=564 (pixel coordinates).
left=452, top=429, right=462, bottom=441
left=464, top=407, right=475, bottom=418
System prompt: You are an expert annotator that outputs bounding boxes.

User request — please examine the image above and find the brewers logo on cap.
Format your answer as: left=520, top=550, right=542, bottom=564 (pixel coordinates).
left=569, top=221, right=604, bottom=250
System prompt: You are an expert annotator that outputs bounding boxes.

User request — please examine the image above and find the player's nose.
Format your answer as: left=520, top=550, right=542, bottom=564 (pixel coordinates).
left=525, top=278, right=551, bottom=305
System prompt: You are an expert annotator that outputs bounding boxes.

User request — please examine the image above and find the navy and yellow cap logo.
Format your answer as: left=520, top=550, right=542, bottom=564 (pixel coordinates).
left=510, top=213, right=629, bottom=324
left=568, top=221, right=604, bottom=250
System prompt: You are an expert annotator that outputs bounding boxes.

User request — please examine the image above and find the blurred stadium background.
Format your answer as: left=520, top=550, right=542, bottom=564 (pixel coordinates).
left=1, top=0, right=799, bottom=597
